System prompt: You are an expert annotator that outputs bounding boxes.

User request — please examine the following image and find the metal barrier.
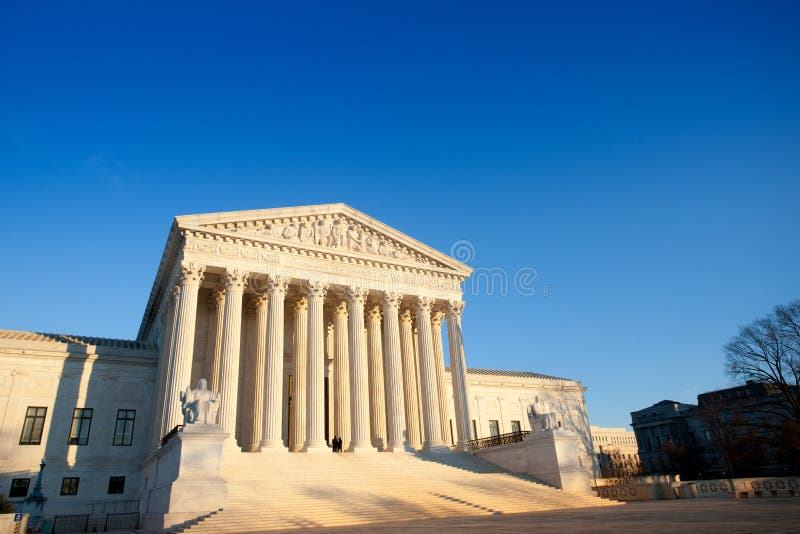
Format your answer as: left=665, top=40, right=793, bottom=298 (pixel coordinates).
left=161, top=424, right=184, bottom=446
left=51, top=514, right=89, bottom=533
left=104, top=512, right=139, bottom=531
left=465, top=430, right=530, bottom=451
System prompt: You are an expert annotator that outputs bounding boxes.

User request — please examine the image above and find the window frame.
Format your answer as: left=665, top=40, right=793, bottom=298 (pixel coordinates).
left=19, top=406, right=48, bottom=445
left=9, top=478, right=30, bottom=498
left=107, top=476, right=126, bottom=495
left=68, top=408, right=93, bottom=446
left=510, top=420, right=521, bottom=434
left=488, top=419, right=500, bottom=437
left=113, top=409, right=136, bottom=446
left=60, top=477, right=80, bottom=496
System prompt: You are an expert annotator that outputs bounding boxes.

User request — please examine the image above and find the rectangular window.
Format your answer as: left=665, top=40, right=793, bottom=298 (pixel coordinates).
left=113, top=410, right=136, bottom=446
left=511, top=420, right=521, bottom=434
left=107, top=476, right=125, bottom=494
left=9, top=478, right=30, bottom=498
left=471, top=420, right=478, bottom=440
left=68, top=408, right=93, bottom=445
left=60, top=477, right=80, bottom=496
left=19, top=407, right=47, bottom=445
left=489, top=420, right=500, bottom=437
left=449, top=419, right=454, bottom=445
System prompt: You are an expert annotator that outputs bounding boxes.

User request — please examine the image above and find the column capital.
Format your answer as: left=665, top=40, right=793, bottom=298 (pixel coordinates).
left=223, top=269, right=249, bottom=292
left=366, top=303, right=382, bottom=322
left=346, top=286, right=369, bottom=305
left=446, top=300, right=465, bottom=319
left=266, top=274, right=289, bottom=297
left=291, top=295, right=308, bottom=312
left=399, top=307, right=413, bottom=324
left=381, top=291, right=402, bottom=310
left=208, top=286, right=225, bottom=309
left=431, top=310, right=444, bottom=328
left=178, top=261, right=205, bottom=287
left=302, top=280, right=328, bottom=299
left=169, top=284, right=181, bottom=301
left=334, top=299, right=348, bottom=316
left=243, top=295, right=259, bottom=318
left=416, top=296, right=433, bottom=317
left=252, top=293, right=268, bottom=309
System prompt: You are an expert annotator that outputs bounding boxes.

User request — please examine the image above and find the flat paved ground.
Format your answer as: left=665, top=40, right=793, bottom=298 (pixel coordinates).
left=267, top=498, right=800, bottom=534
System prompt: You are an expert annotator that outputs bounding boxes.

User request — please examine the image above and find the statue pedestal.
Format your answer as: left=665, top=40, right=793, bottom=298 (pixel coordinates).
left=472, top=430, right=592, bottom=494
left=140, top=425, right=229, bottom=532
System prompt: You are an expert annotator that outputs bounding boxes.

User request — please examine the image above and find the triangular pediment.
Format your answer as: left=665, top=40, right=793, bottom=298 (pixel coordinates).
left=175, top=203, right=472, bottom=275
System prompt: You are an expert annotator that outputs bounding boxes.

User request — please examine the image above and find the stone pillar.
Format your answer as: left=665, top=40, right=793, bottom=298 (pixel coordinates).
left=366, top=304, right=387, bottom=449
left=152, top=285, right=180, bottom=447
left=204, top=288, right=225, bottom=392
left=217, top=269, right=247, bottom=440
left=237, top=298, right=257, bottom=448
left=333, top=299, right=351, bottom=449
left=412, top=323, right=424, bottom=445
left=242, top=294, right=268, bottom=452
left=416, top=297, right=445, bottom=450
left=290, top=296, right=308, bottom=452
left=260, top=275, right=288, bottom=450
left=326, top=320, right=335, bottom=444
left=346, top=287, right=373, bottom=451
left=303, top=280, right=328, bottom=451
left=431, top=310, right=450, bottom=445
left=163, top=262, right=205, bottom=435
left=381, top=293, right=407, bottom=451
left=446, top=300, right=473, bottom=449
left=399, top=307, right=422, bottom=449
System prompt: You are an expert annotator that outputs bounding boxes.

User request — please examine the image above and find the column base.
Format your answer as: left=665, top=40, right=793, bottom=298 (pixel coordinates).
left=259, top=439, right=288, bottom=452
left=240, top=444, right=261, bottom=453
left=348, top=440, right=377, bottom=453
left=289, top=444, right=305, bottom=452
left=422, top=441, right=450, bottom=454
left=303, top=440, right=330, bottom=453
left=382, top=440, right=409, bottom=453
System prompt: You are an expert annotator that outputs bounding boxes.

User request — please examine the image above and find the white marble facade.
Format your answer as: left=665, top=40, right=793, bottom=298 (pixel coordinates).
left=0, top=204, right=598, bottom=512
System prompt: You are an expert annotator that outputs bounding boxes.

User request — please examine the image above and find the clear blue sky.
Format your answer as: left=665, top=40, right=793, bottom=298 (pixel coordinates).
left=2, top=1, right=798, bottom=428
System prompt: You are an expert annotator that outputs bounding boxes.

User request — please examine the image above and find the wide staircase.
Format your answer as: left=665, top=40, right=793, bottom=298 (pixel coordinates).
left=171, top=450, right=620, bottom=533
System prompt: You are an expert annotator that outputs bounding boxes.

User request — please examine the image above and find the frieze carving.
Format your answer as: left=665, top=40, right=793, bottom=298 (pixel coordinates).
left=218, top=214, right=443, bottom=267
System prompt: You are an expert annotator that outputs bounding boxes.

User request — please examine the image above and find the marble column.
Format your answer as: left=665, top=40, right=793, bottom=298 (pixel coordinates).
left=416, top=297, right=445, bottom=449
left=290, top=296, right=308, bottom=452
left=163, top=262, right=205, bottom=435
left=243, top=294, right=268, bottom=451
left=237, top=298, right=257, bottom=448
left=152, top=285, right=180, bottom=446
left=260, top=275, right=288, bottom=450
left=366, top=303, right=387, bottom=449
left=446, top=300, right=473, bottom=449
left=303, top=280, right=328, bottom=451
left=204, top=287, right=225, bottom=392
left=399, top=307, right=422, bottom=449
left=346, top=287, right=373, bottom=451
left=217, top=268, right=247, bottom=440
left=326, top=320, right=335, bottom=444
left=431, top=310, right=451, bottom=445
left=381, top=293, right=406, bottom=451
left=412, top=323, right=424, bottom=445
left=333, top=299, right=351, bottom=449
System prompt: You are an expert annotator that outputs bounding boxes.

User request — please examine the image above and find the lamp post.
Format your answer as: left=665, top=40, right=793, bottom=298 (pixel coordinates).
left=22, top=458, right=48, bottom=533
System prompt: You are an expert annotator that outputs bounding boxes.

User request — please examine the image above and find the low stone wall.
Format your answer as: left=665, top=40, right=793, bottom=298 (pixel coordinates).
left=592, top=476, right=800, bottom=501
left=691, top=477, right=800, bottom=499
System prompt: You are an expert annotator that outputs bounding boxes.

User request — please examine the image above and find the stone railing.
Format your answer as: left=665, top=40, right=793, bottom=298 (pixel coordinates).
left=593, top=475, right=800, bottom=501
left=465, top=431, right=530, bottom=451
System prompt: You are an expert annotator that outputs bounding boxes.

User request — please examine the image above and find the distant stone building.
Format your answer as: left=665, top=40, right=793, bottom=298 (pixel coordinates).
left=590, top=426, right=640, bottom=477
left=631, top=383, right=797, bottom=479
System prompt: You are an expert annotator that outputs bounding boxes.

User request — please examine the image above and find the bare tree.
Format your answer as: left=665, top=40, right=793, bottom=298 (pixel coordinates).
left=724, top=300, right=800, bottom=427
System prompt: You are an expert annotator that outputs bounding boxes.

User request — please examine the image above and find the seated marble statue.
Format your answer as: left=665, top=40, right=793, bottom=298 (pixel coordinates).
left=180, top=378, right=220, bottom=426
left=528, top=399, right=557, bottom=432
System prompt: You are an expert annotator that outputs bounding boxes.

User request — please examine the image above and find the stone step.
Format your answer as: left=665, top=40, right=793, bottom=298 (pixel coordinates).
left=177, top=451, right=619, bottom=532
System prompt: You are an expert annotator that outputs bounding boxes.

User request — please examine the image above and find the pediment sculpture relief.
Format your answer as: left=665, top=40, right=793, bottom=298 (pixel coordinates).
left=227, top=215, right=440, bottom=266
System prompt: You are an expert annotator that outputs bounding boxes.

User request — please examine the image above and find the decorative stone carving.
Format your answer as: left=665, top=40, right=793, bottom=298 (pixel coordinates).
left=446, top=300, right=465, bottom=319
left=528, top=399, right=557, bottom=432
left=180, top=378, right=220, bottom=425
left=226, top=214, right=441, bottom=266
left=178, top=261, right=205, bottom=286
left=223, top=269, right=248, bottom=291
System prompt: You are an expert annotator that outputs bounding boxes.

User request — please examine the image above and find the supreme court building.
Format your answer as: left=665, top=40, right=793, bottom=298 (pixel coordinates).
left=0, top=205, right=599, bottom=524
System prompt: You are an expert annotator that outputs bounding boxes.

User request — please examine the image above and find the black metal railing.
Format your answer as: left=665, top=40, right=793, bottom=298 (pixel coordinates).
left=52, top=513, right=89, bottom=533
left=161, top=424, right=184, bottom=446
left=105, top=512, right=139, bottom=531
left=465, top=430, right=530, bottom=451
